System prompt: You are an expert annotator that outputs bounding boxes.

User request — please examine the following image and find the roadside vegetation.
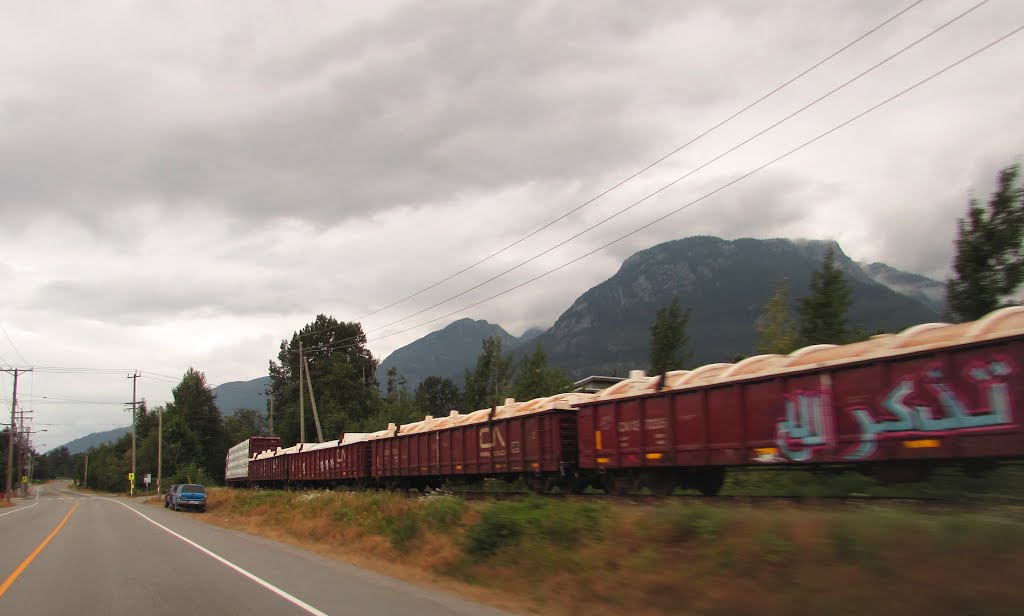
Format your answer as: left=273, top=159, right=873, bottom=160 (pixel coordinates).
left=183, top=488, right=1024, bottom=616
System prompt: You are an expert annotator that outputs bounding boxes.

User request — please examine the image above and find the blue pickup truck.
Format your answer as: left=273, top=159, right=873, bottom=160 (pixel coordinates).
left=170, top=484, right=207, bottom=513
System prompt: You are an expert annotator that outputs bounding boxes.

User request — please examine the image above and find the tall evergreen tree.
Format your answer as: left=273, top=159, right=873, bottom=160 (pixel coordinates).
left=757, top=278, right=799, bottom=355
left=798, top=247, right=853, bottom=345
left=164, top=368, right=225, bottom=481
left=268, top=315, right=380, bottom=444
left=947, top=163, right=1024, bottom=321
left=463, top=336, right=514, bottom=411
left=223, top=408, right=269, bottom=446
left=414, top=376, right=462, bottom=416
left=649, top=296, right=693, bottom=375
left=512, top=342, right=573, bottom=401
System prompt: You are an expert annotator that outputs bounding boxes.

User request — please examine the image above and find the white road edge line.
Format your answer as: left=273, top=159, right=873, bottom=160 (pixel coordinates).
left=0, top=501, right=40, bottom=518
left=101, top=498, right=330, bottom=616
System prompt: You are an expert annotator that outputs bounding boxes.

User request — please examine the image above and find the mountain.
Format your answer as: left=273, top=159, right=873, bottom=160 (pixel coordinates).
left=212, top=376, right=272, bottom=416
left=53, top=376, right=272, bottom=454
left=377, top=318, right=522, bottom=390
left=58, top=426, right=131, bottom=455
left=375, top=236, right=942, bottom=388
left=530, top=236, right=940, bottom=379
left=859, top=261, right=947, bottom=315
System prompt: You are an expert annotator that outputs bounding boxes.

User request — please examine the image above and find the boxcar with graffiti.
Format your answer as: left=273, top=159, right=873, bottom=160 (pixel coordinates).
left=576, top=306, right=1024, bottom=494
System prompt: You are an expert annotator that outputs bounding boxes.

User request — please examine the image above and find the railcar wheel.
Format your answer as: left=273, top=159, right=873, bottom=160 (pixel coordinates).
left=525, top=476, right=553, bottom=494
left=603, top=471, right=633, bottom=496
left=558, top=475, right=586, bottom=494
left=643, top=471, right=677, bottom=497
left=696, top=467, right=726, bottom=496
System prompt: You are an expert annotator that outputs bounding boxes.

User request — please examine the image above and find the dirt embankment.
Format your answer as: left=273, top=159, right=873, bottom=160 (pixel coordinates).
left=162, top=489, right=1024, bottom=616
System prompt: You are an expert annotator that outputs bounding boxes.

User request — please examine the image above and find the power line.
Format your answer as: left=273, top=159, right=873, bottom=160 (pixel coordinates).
left=9, top=393, right=126, bottom=406
left=0, top=321, right=28, bottom=365
left=307, top=0, right=991, bottom=353
left=315, top=20, right=1024, bottom=354
left=296, top=0, right=929, bottom=344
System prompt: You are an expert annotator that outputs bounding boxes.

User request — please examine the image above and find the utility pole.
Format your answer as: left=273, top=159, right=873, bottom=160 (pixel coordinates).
left=264, top=386, right=274, bottom=435
left=128, top=371, right=139, bottom=496
left=3, top=367, right=31, bottom=503
left=303, top=355, right=324, bottom=443
left=298, top=342, right=305, bottom=443
left=17, top=405, right=25, bottom=497
left=156, top=406, right=162, bottom=494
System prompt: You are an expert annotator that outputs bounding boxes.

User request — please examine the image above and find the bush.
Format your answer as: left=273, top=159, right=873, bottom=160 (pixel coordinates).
left=652, top=505, right=723, bottom=542
left=463, top=497, right=604, bottom=560
left=387, top=509, right=422, bottom=552
left=231, top=490, right=284, bottom=514
left=169, top=462, right=215, bottom=487
left=464, top=503, right=524, bottom=559
left=420, top=495, right=467, bottom=530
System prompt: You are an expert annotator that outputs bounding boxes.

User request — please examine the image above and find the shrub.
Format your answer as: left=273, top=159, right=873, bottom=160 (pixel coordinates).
left=653, top=505, right=724, bottom=542
left=464, top=503, right=525, bottom=559
left=420, top=495, right=467, bottom=530
left=387, top=509, right=421, bottom=551
left=463, top=497, right=604, bottom=560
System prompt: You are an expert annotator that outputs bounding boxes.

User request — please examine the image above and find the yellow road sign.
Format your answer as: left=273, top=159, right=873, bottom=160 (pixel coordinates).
left=128, top=472, right=135, bottom=482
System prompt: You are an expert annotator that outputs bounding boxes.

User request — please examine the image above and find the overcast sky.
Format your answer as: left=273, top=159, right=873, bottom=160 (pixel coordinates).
left=1, top=0, right=1022, bottom=449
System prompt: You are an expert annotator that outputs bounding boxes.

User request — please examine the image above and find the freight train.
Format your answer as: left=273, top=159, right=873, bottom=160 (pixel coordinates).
left=226, top=307, right=1024, bottom=494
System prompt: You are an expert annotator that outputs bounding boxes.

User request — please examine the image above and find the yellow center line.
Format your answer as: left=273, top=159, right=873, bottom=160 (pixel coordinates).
left=0, top=501, right=79, bottom=599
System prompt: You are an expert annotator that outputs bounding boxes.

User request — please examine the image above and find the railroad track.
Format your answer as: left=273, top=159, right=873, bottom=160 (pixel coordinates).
left=434, top=490, right=1024, bottom=510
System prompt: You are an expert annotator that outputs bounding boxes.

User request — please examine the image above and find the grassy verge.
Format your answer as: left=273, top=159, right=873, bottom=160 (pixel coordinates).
left=178, top=488, right=1024, bottom=616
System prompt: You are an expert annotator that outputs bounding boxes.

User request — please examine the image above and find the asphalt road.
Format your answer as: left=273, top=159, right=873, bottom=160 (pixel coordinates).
left=0, top=482, right=514, bottom=616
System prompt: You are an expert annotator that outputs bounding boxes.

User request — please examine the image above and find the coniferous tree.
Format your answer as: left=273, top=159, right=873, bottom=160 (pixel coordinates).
left=164, top=368, right=225, bottom=481
left=798, top=247, right=853, bottom=345
left=414, top=376, right=462, bottom=416
left=757, top=278, right=799, bottom=355
left=649, top=296, right=693, bottom=375
left=462, top=336, right=514, bottom=411
left=512, top=342, right=573, bottom=401
left=268, top=315, right=379, bottom=444
left=947, top=163, right=1024, bottom=321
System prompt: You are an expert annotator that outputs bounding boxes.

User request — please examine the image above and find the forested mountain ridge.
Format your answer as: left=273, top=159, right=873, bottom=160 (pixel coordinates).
left=376, top=318, right=524, bottom=391
left=532, top=236, right=938, bottom=378
left=381, top=236, right=940, bottom=384
left=53, top=377, right=271, bottom=453
left=57, top=426, right=131, bottom=455
left=859, top=261, right=946, bottom=315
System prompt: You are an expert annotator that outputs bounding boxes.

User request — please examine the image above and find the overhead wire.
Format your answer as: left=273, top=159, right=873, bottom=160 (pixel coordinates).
left=311, top=19, right=1024, bottom=354
left=304, top=0, right=992, bottom=354
left=295, top=0, right=930, bottom=344
left=0, top=321, right=28, bottom=365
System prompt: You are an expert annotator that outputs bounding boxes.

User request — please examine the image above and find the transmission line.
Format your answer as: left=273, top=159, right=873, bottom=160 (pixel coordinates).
left=313, top=19, right=1024, bottom=354
left=296, top=0, right=929, bottom=345
left=0, top=321, right=29, bottom=365
left=306, top=0, right=990, bottom=353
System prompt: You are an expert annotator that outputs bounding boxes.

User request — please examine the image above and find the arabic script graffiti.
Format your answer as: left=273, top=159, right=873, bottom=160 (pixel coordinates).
left=773, top=358, right=1015, bottom=462
left=775, top=390, right=834, bottom=462
left=844, top=360, right=1013, bottom=460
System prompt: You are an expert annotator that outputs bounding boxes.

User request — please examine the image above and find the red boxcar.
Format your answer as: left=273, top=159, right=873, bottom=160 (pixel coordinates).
left=250, top=444, right=299, bottom=485
left=577, top=307, right=1024, bottom=495
left=371, top=395, right=590, bottom=491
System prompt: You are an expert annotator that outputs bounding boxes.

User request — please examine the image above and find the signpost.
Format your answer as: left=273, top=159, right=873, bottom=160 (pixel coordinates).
left=128, top=472, right=135, bottom=496
left=144, top=473, right=151, bottom=494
